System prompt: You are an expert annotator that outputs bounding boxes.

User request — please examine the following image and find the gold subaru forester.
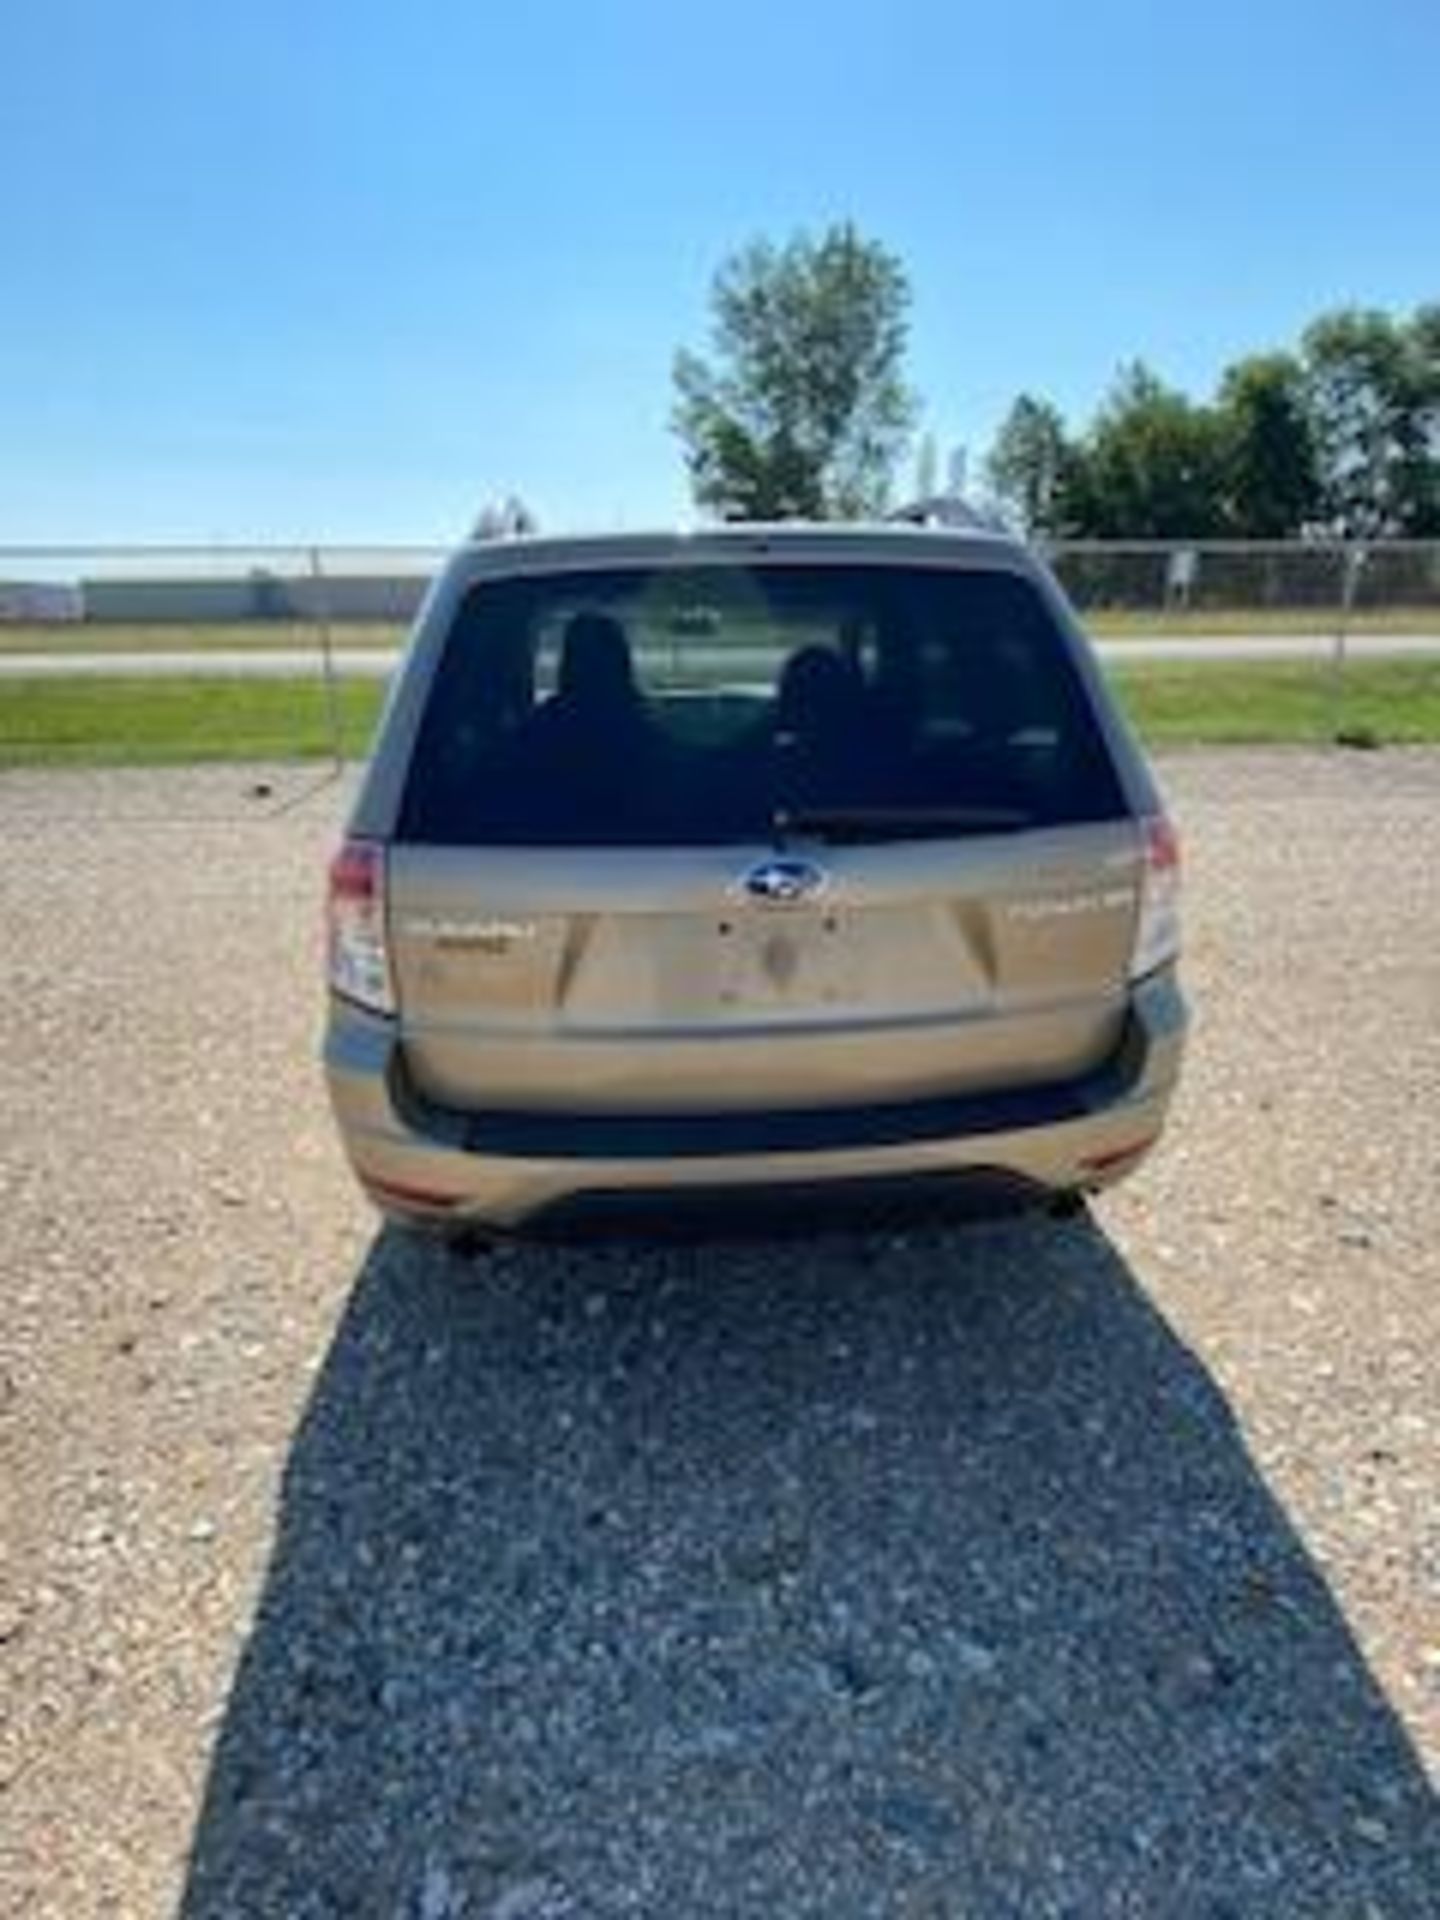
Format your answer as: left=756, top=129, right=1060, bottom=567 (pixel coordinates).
left=325, top=524, right=1186, bottom=1237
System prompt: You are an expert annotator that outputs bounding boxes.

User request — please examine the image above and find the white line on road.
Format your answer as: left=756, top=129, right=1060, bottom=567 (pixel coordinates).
left=1, top=634, right=1439, bottom=679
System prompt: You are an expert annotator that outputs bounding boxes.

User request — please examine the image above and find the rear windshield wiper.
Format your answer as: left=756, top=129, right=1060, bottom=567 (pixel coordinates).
left=775, top=804, right=1034, bottom=840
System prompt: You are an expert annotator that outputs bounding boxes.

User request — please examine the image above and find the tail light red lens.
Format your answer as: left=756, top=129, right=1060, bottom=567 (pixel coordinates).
left=1080, top=1133, right=1160, bottom=1175
left=359, top=1173, right=461, bottom=1212
left=1130, top=814, right=1181, bottom=981
left=327, top=838, right=395, bottom=1014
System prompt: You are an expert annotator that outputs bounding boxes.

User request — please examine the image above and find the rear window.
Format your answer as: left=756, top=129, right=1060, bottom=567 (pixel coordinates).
left=397, top=563, right=1124, bottom=845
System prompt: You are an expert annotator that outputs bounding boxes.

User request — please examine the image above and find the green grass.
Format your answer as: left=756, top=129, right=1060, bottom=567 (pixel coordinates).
left=2, top=660, right=1439, bottom=769
left=1108, top=657, right=1440, bottom=744
left=0, top=675, right=383, bottom=766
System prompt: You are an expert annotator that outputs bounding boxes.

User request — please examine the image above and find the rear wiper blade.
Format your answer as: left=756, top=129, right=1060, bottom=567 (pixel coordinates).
left=776, top=804, right=1034, bottom=836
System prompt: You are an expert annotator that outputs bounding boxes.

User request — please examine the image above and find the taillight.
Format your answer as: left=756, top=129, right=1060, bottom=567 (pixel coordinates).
left=327, top=838, right=395, bottom=1014
left=1130, top=814, right=1181, bottom=981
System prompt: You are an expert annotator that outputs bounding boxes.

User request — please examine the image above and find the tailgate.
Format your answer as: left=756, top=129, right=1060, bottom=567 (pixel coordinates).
left=387, top=823, right=1141, bottom=1114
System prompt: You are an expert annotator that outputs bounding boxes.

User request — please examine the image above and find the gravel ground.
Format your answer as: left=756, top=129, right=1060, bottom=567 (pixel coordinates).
left=0, top=750, right=1436, bottom=1917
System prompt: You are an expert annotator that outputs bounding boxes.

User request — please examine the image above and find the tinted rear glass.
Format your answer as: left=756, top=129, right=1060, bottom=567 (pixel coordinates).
left=398, top=564, right=1124, bottom=845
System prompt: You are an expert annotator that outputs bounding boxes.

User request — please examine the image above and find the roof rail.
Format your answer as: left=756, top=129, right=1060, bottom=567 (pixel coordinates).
left=886, top=494, right=1003, bottom=532
left=470, top=496, right=539, bottom=542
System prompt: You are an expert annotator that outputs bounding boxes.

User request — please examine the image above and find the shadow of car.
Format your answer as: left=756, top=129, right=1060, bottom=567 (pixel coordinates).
left=181, top=1216, right=1437, bottom=1916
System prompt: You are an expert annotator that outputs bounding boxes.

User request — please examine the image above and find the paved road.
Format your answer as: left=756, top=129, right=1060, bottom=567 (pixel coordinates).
left=1, top=631, right=1439, bottom=678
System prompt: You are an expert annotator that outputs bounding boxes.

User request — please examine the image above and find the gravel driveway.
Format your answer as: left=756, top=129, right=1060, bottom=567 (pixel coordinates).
left=0, top=751, right=1436, bottom=1916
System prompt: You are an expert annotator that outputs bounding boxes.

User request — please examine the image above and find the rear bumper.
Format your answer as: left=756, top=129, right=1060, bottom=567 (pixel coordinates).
left=324, top=969, right=1188, bottom=1233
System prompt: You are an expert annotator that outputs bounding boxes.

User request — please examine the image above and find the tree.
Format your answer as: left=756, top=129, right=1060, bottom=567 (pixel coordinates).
left=1394, top=303, right=1440, bottom=535
left=983, top=394, right=1074, bottom=535
left=1214, top=352, right=1320, bottom=537
left=1076, top=363, right=1229, bottom=538
left=913, top=430, right=940, bottom=500
left=672, top=225, right=917, bottom=520
left=1300, top=307, right=1440, bottom=535
left=976, top=301, right=1438, bottom=541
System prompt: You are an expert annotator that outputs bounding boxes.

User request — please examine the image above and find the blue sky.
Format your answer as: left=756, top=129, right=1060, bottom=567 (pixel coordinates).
left=2, top=0, right=1436, bottom=543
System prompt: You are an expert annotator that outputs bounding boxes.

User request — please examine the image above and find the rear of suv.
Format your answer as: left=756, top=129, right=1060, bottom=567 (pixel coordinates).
left=325, top=525, right=1187, bottom=1235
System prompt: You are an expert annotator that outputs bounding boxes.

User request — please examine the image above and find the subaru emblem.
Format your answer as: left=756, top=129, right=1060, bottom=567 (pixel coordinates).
left=740, top=856, right=828, bottom=905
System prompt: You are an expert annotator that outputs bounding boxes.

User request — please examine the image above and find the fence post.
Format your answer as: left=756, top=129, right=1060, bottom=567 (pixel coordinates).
left=309, top=546, right=345, bottom=772
left=1328, top=544, right=1359, bottom=744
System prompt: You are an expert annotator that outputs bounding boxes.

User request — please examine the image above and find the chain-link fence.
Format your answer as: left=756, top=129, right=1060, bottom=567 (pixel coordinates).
left=0, top=546, right=443, bottom=816
left=1047, top=538, right=1440, bottom=623
left=0, top=541, right=1437, bottom=813
left=1046, top=539, right=1440, bottom=749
